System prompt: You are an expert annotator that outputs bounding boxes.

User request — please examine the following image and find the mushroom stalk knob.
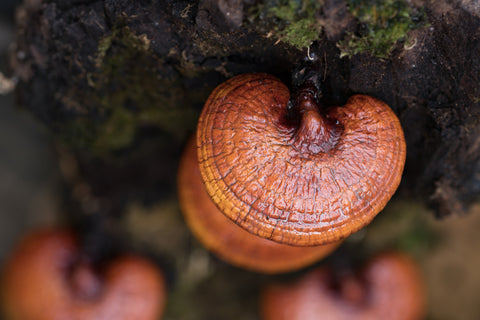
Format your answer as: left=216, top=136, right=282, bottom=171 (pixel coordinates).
left=290, top=81, right=342, bottom=154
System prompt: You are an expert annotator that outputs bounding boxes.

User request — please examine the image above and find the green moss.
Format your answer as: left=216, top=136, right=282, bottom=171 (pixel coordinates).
left=248, top=0, right=323, bottom=49
left=338, top=0, right=427, bottom=58
left=63, top=26, right=199, bottom=156
left=281, top=17, right=323, bottom=49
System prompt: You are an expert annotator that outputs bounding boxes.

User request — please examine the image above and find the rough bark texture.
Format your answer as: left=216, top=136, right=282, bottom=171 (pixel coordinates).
left=12, top=0, right=480, bottom=221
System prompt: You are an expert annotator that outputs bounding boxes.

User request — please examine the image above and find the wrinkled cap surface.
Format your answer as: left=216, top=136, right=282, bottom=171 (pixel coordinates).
left=197, top=73, right=406, bottom=246
left=179, top=138, right=340, bottom=273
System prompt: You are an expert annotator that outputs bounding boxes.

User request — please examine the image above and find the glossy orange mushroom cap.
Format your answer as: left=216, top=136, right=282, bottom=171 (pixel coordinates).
left=1, top=229, right=166, bottom=320
left=197, top=73, right=406, bottom=246
left=178, top=137, right=340, bottom=273
left=261, top=252, right=425, bottom=320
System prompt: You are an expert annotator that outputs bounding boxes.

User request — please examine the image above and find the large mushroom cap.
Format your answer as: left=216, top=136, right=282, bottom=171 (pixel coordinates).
left=260, top=251, right=426, bottom=320
left=197, top=73, right=406, bottom=246
left=178, top=138, right=340, bottom=273
left=1, top=229, right=166, bottom=320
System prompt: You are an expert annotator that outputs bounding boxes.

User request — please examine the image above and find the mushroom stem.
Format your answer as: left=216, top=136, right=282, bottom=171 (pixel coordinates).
left=69, top=262, right=103, bottom=301
left=335, top=273, right=365, bottom=305
left=291, top=82, right=342, bottom=154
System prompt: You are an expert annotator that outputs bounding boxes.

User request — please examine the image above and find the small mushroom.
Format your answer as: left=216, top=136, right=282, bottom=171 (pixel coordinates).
left=197, top=73, right=406, bottom=246
left=178, top=137, right=340, bottom=273
left=260, top=251, right=425, bottom=320
left=1, top=228, right=166, bottom=320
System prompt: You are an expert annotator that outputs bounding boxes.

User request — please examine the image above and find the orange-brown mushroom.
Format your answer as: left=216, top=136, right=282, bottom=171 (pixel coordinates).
left=197, top=73, right=406, bottom=246
left=261, top=251, right=425, bottom=320
left=178, top=137, right=341, bottom=273
left=1, top=228, right=166, bottom=320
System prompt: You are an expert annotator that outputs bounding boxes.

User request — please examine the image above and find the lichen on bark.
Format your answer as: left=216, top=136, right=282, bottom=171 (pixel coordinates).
left=83, top=26, right=198, bottom=155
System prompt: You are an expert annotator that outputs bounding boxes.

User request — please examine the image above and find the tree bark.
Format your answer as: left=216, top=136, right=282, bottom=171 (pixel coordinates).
left=14, top=0, right=479, bottom=218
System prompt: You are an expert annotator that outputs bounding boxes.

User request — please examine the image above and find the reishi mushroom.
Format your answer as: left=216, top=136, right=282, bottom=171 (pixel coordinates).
left=260, top=251, right=425, bottom=320
left=1, top=228, right=166, bottom=320
left=178, top=137, right=341, bottom=273
left=197, top=73, right=406, bottom=246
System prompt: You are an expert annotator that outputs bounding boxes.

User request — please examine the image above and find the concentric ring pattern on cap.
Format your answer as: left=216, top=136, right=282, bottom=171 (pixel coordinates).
left=197, top=73, right=406, bottom=246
